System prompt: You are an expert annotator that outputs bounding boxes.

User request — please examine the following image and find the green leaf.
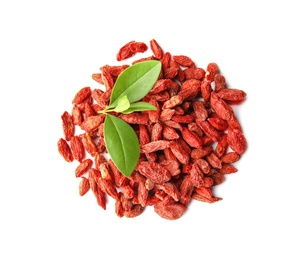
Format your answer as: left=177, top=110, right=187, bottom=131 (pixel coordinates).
left=122, top=102, right=157, bottom=114
left=113, top=95, right=130, bottom=113
left=108, top=60, right=162, bottom=108
left=104, top=114, right=140, bottom=177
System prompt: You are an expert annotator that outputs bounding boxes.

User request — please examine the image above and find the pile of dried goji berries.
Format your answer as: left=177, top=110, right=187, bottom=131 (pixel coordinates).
left=58, top=39, right=247, bottom=220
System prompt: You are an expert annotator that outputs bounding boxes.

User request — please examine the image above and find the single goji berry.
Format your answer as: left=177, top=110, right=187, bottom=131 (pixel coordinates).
left=173, top=55, right=194, bottom=67
left=205, top=63, right=219, bottom=81
left=79, top=177, right=90, bottom=196
left=169, top=141, right=190, bottom=165
left=61, top=111, right=74, bottom=141
left=57, top=138, right=73, bottom=162
left=138, top=161, right=171, bottom=184
left=210, top=91, right=234, bottom=121
left=70, top=136, right=85, bottom=163
left=72, top=86, right=91, bottom=105
left=227, top=127, right=247, bottom=154
left=150, top=39, right=163, bottom=59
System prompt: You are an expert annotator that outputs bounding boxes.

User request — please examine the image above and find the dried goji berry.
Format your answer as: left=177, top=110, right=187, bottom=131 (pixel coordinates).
left=72, top=86, right=91, bottom=105
left=156, top=182, right=181, bottom=202
left=210, top=91, right=234, bottom=120
left=150, top=39, right=163, bottom=59
left=214, top=74, right=227, bottom=92
left=58, top=39, right=247, bottom=220
left=162, top=95, right=183, bottom=109
left=215, top=133, right=228, bottom=158
left=221, top=152, right=240, bottom=164
left=122, top=184, right=135, bottom=199
left=75, top=158, right=93, bottom=178
left=79, top=177, right=90, bottom=196
left=184, top=67, right=205, bottom=80
left=207, top=117, right=228, bottom=131
left=181, top=127, right=203, bottom=149
left=151, top=122, right=163, bottom=141
left=192, top=101, right=208, bottom=121
left=227, top=127, right=247, bottom=154
left=107, top=64, right=129, bottom=77
left=206, top=152, right=222, bottom=169
left=57, top=138, right=73, bottom=162
left=191, top=146, right=213, bottom=159
left=217, top=88, right=247, bottom=102
left=100, top=66, right=115, bottom=91
left=137, top=161, right=171, bottom=184
left=160, top=160, right=180, bottom=176
left=116, top=41, right=135, bottom=61
left=141, top=140, right=170, bottom=154
left=116, top=41, right=148, bottom=61
left=108, top=159, right=129, bottom=188
left=97, top=176, right=119, bottom=200
left=160, top=52, right=171, bottom=69
left=79, top=133, right=98, bottom=156
left=195, top=158, right=211, bottom=174
left=147, top=99, right=160, bottom=123
left=138, top=181, right=149, bottom=207
left=71, top=105, right=83, bottom=126
left=189, top=164, right=204, bottom=188
left=92, top=73, right=103, bottom=84
left=180, top=175, right=195, bottom=206
left=70, top=136, right=85, bottom=162
left=124, top=204, right=144, bottom=218
left=154, top=198, right=187, bottom=220
left=130, top=41, right=148, bottom=53
left=201, top=79, right=212, bottom=102
left=173, top=55, right=195, bottom=67
left=219, top=164, right=238, bottom=174
left=81, top=115, right=104, bottom=132
left=61, top=111, right=74, bottom=141
left=178, top=79, right=201, bottom=100
left=192, top=192, right=222, bottom=204
left=196, top=119, right=221, bottom=142
left=163, top=125, right=179, bottom=140
left=150, top=79, right=173, bottom=94
left=120, top=113, right=149, bottom=125
left=205, top=63, right=219, bottom=81
left=169, top=141, right=190, bottom=165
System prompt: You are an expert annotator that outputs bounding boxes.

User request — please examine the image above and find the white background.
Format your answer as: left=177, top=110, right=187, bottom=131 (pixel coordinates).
left=1, top=0, right=302, bottom=259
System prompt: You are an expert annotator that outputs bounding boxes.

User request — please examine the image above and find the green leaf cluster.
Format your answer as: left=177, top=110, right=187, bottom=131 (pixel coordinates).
left=99, top=60, right=162, bottom=177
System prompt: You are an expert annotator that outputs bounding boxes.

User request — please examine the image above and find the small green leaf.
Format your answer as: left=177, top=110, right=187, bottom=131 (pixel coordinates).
left=104, top=114, right=140, bottom=177
left=108, top=60, right=162, bottom=108
left=113, top=95, right=130, bottom=113
left=122, top=102, right=157, bottom=114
